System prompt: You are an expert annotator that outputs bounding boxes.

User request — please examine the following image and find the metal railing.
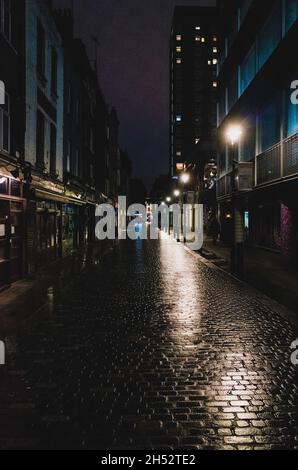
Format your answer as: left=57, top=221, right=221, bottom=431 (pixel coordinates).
left=256, top=132, right=298, bottom=185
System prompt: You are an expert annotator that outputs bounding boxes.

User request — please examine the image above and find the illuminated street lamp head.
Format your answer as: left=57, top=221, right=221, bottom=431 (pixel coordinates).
left=166, top=197, right=171, bottom=203
left=180, top=173, right=190, bottom=184
left=226, top=124, right=243, bottom=145
left=174, top=189, right=180, bottom=197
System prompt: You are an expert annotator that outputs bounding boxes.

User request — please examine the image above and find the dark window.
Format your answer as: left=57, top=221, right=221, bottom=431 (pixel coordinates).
left=0, top=92, right=10, bottom=152
left=50, top=124, right=57, bottom=174
left=51, top=47, right=57, bottom=96
left=0, top=0, right=11, bottom=41
left=37, top=20, right=45, bottom=76
left=66, top=83, right=72, bottom=114
left=36, top=110, right=45, bottom=166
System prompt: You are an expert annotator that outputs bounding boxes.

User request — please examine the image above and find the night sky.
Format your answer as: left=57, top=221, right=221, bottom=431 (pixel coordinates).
left=54, top=0, right=215, bottom=189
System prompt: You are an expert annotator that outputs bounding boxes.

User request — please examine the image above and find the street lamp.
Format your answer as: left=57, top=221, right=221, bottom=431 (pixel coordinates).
left=173, top=189, right=180, bottom=198
left=180, top=172, right=190, bottom=184
left=226, top=123, right=244, bottom=278
left=166, top=197, right=172, bottom=203
left=225, top=124, right=243, bottom=146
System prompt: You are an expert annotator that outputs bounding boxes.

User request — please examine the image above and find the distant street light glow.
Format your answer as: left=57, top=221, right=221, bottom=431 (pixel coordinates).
left=174, top=189, right=180, bottom=197
left=180, top=173, right=190, bottom=184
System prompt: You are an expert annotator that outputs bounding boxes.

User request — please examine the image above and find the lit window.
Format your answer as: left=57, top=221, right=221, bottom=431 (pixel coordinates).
left=213, top=36, right=217, bottom=42
left=176, top=46, right=182, bottom=53
left=176, top=163, right=185, bottom=171
left=208, top=60, right=212, bottom=65
left=195, top=36, right=201, bottom=42
left=201, top=37, right=205, bottom=43
left=212, top=59, right=218, bottom=65
left=195, top=138, right=200, bottom=145
left=176, top=151, right=182, bottom=156
left=213, top=47, right=218, bottom=53
left=195, top=26, right=201, bottom=31
left=176, top=58, right=182, bottom=64
left=176, top=34, right=181, bottom=41
left=176, top=115, right=182, bottom=122
left=212, top=81, right=217, bottom=88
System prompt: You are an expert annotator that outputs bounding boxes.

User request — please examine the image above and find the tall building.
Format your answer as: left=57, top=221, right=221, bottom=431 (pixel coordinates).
left=169, top=6, right=217, bottom=198
left=217, top=0, right=298, bottom=264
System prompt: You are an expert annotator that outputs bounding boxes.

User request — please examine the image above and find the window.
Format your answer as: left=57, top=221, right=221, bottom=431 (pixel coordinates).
left=176, top=46, right=181, bottom=53
left=213, top=47, right=217, bottom=53
left=0, top=0, right=11, bottom=41
left=176, top=58, right=182, bottom=64
left=259, top=94, right=281, bottom=152
left=212, top=81, right=217, bottom=88
left=258, top=1, right=281, bottom=70
left=176, top=151, right=182, bottom=156
left=195, top=138, right=200, bottom=145
left=36, top=110, right=45, bottom=166
left=66, top=83, right=72, bottom=114
left=73, top=148, right=80, bottom=177
left=51, top=47, right=57, bottom=96
left=176, top=34, right=181, bottom=41
left=212, top=59, right=218, bottom=65
left=75, top=99, right=80, bottom=124
left=240, top=45, right=256, bottom=94
left=195, top=36, right=201, bottom=42
left=0, top=91, right=9, bottom=152
left=50, top=124, right=56, bottom=174
left=195, top=26, right=201, bottom=31
left=228, top=70, right=239, bottom=110
left=286, top=88, right=298, bottom=137
left=201, top=37, right=205, bottom=43
left=176, top=163, right=184, bottom=171
left=90, top=128, right=94, bottom=152
left=285, top=0, right=298, bottom=32
left=65, top=140, right=71, bottom=173
left=176, top=115, right=182, bottom=122
left=213, top=36, right=217, bottom=42
left=37, top=20, right=45, bottom=76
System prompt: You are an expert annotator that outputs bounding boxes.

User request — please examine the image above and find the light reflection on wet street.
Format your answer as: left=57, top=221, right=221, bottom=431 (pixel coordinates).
left=0, top=237, right=298, bottom=450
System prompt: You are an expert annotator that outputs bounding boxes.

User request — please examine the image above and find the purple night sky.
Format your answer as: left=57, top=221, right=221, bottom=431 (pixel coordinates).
left=54, top=0, right=215, bottom=188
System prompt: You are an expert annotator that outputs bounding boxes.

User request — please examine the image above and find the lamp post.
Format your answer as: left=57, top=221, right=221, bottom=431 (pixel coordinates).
left=225, top=124, right=244, bottom=278
left=178, top=172, right=190, bottom=243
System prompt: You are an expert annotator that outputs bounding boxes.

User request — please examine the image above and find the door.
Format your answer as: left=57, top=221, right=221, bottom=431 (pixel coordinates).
left=0, top=200, right=10, bottom=290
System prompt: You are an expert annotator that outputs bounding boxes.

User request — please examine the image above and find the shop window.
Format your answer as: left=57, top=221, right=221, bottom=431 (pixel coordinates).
left=257, top=1, right=281, bottom=70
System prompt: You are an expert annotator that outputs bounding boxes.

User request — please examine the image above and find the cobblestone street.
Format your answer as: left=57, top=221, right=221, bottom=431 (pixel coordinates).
left=0, top=237, right=298, bottom=450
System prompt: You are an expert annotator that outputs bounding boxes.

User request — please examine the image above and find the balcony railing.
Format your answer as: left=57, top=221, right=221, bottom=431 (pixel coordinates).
left=256, top=132, right=298, bottom=185
left=256, top=142, right=281, bottom=185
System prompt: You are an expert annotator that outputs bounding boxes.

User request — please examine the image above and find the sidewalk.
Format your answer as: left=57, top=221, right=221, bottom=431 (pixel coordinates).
left=0, top=240, right=117, bottom=339
left=202, top=237, right=298, bottom=315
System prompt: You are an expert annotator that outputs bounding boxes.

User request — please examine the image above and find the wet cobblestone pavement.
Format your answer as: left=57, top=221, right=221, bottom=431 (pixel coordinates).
left=0, top=237, right=298, bottom=450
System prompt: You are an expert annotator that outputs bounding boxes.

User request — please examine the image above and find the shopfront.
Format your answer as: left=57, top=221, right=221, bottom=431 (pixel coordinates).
left=0, top=173, right=24, bottom=290
left=27, top=196, right=62, bottom=274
